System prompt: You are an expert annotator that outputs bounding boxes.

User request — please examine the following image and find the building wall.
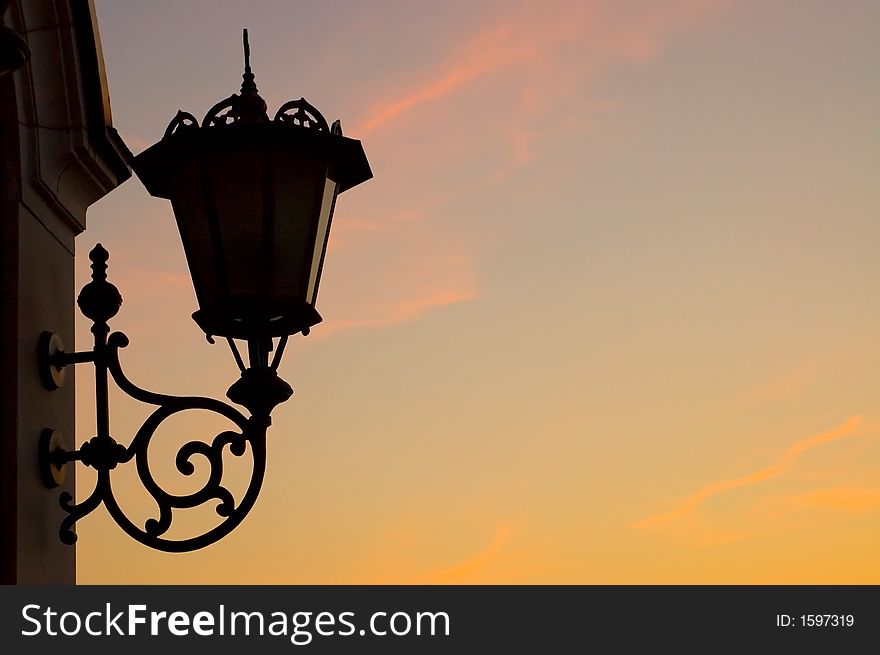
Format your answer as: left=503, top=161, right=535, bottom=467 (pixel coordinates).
left=0, top=53, right=22, bottom=586
left=0, top=0, right=129, bottom=584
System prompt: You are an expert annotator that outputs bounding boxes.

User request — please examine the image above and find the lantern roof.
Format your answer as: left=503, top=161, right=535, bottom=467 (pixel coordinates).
left=133, top=29, right=372, bottom=196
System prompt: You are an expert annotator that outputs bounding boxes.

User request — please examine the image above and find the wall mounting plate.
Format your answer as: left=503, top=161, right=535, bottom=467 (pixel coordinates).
left=38, top=331, right=66, bottom=390
left=40, top=429, right=67, bottom=489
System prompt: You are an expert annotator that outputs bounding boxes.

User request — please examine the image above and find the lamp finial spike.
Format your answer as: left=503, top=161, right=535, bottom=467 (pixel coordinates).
left=240, top=28, right=257, bottom=95
left=243, top=28, right=251, bottom=74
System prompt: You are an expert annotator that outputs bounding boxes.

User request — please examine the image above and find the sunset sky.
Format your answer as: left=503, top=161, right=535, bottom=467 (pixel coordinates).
left=75, top=0, right=880, bottom=583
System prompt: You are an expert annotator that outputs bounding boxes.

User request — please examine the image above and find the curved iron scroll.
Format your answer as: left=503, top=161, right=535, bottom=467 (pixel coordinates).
left=42, top=245, right=291, bottom=552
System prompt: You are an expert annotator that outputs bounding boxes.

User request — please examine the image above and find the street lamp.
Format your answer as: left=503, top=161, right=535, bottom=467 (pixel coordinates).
left=38, top=31, right=371, bottom=552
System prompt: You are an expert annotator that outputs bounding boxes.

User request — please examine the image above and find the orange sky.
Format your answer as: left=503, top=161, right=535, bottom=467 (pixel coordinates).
left=75, top=0, right=880, bottom=583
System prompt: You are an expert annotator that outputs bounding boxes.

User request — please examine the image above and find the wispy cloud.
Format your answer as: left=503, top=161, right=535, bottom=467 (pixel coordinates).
left=740, top=362, right=819, bottom=405
left=319, top=286, right=476, bottom=337
left=410, top=524, right=514, bottom=584
left=317, top=210, right=477, bottom=336
left=319, top=0, right=734, bottom=336
left=354, top=0, right=732, bottom=144
left=782, top=486, right=880, bottom=514
left=633, top=416, right=864, bottom=529
left=356, top=514, right=545, bottom=584
left=354, top=21, right=532, bottom=137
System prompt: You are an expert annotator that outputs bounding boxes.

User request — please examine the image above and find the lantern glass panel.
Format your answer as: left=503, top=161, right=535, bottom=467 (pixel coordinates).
left=306, top=177, right=339, bottom=304
left=168, top=160, right=219, bottom=310
left=207, top=148, right=265, bottom=301
left=271, top=150, right=328, bottom=304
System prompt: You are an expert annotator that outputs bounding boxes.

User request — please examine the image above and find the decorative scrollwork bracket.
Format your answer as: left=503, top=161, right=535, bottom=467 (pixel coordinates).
left=38, top=245, right=292, bottom=552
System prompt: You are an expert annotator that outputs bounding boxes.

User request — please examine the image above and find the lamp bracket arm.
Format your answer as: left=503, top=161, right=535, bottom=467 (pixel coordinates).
left=42, top=328, right=262, bottom=552
left=105, top=331, right=248, bottom=427
left=58, top=478, right=108, bottom=545
left=52, top=349, right=96, bottom=367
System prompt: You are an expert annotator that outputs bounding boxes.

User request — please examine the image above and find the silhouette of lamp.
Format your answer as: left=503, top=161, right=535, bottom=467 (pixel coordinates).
left=38, top=31, right=371, bottom=552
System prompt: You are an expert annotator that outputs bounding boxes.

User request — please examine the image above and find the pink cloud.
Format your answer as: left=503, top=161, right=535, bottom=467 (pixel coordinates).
left=353, top=0, right=732, bottom=146
left=354, top=21, right=533, bottom=137
left=319, top=287, right=476, bottom=337
left=633, top=415, right=865, bottom=529
left=325, top=1, right=734, bottom=337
